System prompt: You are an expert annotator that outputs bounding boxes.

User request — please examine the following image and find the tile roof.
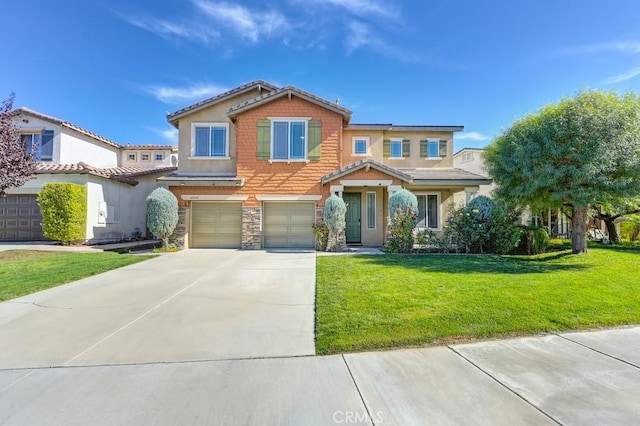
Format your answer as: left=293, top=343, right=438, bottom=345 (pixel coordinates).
left=346, top=124, right=464, bottom=132
left=36, top=163, right=177, bottom=186
left=166, top=80, right=279, bottom=126
left=321, top=159, right=413, bottom=184
left=227, top=86, right=353, bottom=119
left=122, top=144, right=178, bottom=151
left=401, top=168, right=491, bottom=182
left=14, top=107, right=121, bottom=148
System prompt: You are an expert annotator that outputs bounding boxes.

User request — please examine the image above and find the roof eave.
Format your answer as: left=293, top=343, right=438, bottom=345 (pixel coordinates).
left=410, top=178, right=493, bottom=186
left=156, top=176, right=245, bottom=187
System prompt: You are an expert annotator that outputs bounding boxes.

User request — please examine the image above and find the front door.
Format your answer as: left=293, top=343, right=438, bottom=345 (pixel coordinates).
left=343, top=193, right=361, bottom=244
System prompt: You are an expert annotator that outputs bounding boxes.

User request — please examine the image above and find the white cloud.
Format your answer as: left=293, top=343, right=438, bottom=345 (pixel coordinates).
left=143, top=83, right=229, bottom=104
left=122, top=15, right=219, bottom=44
left=306, top=0, right=399, bottom=19
left=190, top=0, right=289, bottom=43
left=456, top=132, right=490, bottom=141
left=152, top=127, right=179, bottom=144
left=345, top=21, right=422, bottom=62
left=604, top=66, right=640, bottom=84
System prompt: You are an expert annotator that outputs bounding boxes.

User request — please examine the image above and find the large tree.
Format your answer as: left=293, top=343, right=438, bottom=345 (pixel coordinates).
left=0, top=93, right=38, bottom=196
left=591, top=198, right=640, bottom=244
left=485, top=90, right=640, bottom=254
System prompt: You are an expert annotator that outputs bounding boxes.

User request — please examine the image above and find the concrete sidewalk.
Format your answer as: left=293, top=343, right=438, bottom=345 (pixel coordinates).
left=1, top=327, right=638, bottom=425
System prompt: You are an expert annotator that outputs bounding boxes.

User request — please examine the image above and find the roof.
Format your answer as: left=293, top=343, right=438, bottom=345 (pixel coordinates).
left=166, top=80, right=279, bottom=127
left=321, top=159, right=413, bottom=184
left=13, top=107, right=121, bottom=149
left=122, top=144, right=178, bottom=151
left=454, top=147, right=486, bottom=156
left=347, top=124, right=464, bottom=132
left=36, top=163, right=177, bottom=186
left=156, top=173, right=244, bottom=187
left=227, top=86, right=353, bottom=120
left=402, top=168, right=492, bottom=185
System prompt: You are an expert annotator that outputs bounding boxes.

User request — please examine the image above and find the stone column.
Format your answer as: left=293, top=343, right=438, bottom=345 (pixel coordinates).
left=169, top=206, right=187, bottom=249
left=242, top=206, right=262, bottom=249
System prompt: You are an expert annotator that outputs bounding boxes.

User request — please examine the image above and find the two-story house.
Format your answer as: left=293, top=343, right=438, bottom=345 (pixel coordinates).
left=0, top=108, right=176, bottom=242
left=159, top=81, right=491, bottom=249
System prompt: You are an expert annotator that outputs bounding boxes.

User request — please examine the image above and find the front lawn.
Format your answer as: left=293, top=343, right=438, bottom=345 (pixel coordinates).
left=0, top=250, right=155, bottom=301
left=315, top=246, right=640, bottom=355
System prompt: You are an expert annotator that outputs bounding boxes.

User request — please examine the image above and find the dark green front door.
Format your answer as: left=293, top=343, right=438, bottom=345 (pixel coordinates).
left=344, top=193, right=361, bottom=243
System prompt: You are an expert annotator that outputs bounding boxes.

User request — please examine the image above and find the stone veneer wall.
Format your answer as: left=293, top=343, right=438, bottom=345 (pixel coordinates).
left=169, top=206, right=187, bottom=249
left=242, top=206, right=261, bottom=249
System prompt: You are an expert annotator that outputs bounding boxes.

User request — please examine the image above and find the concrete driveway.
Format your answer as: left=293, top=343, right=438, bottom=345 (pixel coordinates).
left=0, top=249, right=316, bottom=368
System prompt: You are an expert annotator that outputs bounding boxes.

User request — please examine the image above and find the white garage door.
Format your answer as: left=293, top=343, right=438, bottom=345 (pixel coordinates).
left=263, top=202, right=315, bottom=248
left=191, top=202, right=242, bottom=248
left=0, top=195, right=45, bottom=241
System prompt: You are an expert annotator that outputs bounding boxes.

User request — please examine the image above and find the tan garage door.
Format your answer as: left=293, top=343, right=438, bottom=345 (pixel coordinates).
left=191, top=202, right=242, bottom=248
left=263, top=202, right=315, bottom=248
left=0, top=194, right=45, bottom=241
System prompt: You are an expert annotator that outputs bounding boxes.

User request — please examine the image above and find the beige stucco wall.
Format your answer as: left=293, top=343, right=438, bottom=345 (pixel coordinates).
left=121, top=149, right=176, bottom=167
left=342, top=187, right=386, bottom=246
left=175, top=89, right=267, bottom=175
left=342, top=129, right=455, bottom=169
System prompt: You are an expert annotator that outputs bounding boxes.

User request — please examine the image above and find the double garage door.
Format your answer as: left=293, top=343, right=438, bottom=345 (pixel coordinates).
left=190, top=201, right=315, bottom=249
left=0, top=195, right=45, bottom=241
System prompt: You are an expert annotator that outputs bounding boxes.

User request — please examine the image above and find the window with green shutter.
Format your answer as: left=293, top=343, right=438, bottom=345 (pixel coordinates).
left=420, top=139, right=447, bottom=159
left=439, top=140, right=447, bottom=157
left=402, top=139, right=410, bottom=157
left=307, top=120, right=321, bottom=160
left=257, top=120, right=271, bottom=160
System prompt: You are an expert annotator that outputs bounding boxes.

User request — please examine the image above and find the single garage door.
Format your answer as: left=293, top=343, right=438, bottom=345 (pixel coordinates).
left=191, top=202, right=242, bottom=248
left=263, top=202, right=315, bottom=248
left=0, top=194, right=45, bottom=241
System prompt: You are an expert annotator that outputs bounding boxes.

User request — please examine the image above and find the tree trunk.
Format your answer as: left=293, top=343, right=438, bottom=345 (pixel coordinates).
left=571, top=207, right=588, bottom=254
left=604, top=217, right=620, bottom=244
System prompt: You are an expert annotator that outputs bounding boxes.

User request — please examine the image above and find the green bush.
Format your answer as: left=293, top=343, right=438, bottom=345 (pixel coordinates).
left=146, top=187, right=179, bottom=249
left=312, top=223, right=329, bottom=251
left=516, top=225, right=551, bottom=254
left=385, top=189, right=419, bottom=253
left=621, top=215, right=640, bottom=241
left=388, top=188, right=418, bottom=216
left=324, top=195, right=347, bottom=251
left=37, top=183, right=87, bottom=244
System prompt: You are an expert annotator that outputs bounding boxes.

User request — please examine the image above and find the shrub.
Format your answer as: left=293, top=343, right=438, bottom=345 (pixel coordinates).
left=37, top=183, right=87, bottom=244
left=146, top=187, right=179, bottom=249
left=324, top=195, right=347, bottom=251
left=415, top=228, right=449, bottom=254
left=385, top=206, right=419, bottom=253
left=312, top=223, right=329, bottom=251
left=388, top=188, right=418, bottom=216
left=621, top=214, right=640, bottom=241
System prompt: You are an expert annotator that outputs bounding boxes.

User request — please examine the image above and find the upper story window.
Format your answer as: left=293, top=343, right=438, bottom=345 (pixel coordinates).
left=192, top=122, right=229, bottom=158
left=461, top=152, right=473, bottom=162
left=353, top=137, right=369, bottom=155
left=390, top=138, right=403, bottom=158
left=272, top=119, right=307, bottom=160
left=127, top=153, right=136, bottom=162
left=22, top=130, right=53, bottom=161
left=141, top=153, right=150, bottom=161
left=421, top=139, right=447, bottom=159
left=155, top=153, right=164, bottom=161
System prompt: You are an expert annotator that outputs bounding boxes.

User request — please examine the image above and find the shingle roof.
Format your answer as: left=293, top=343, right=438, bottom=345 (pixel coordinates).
left=227, top=86, right=353, bottom=119
left=122, top=144, right=178, bottom=151
left=454, top=147, right=486, bottom=156
left=321, top=159, right=412, bottom=184
left=36, top=163, right=177, bottom=186
left=346, top=124, right=464, bottom=132
left=14, top=107, right=121, bottom=149
left=166, top=80, right=279, bottom=127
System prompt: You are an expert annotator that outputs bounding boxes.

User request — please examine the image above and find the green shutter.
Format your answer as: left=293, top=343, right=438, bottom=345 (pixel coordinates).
left=439, top=140, right=448, bottom=157
left=257, top=120, right=270, bottom=160
left=402, top=139, right=411, bottom=157
left=383, top=140, right=390, bottom=157
left=420, top=140, right=428, bottom=158
left=307, top=120, right=322, bottom=160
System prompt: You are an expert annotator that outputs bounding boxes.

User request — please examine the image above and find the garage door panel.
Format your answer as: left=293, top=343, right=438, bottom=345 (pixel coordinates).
left=191, top=202, right=242, bottom=249
left=263, top=202, right=315, bottom=248
left=0, top=195, right=44, bottom=241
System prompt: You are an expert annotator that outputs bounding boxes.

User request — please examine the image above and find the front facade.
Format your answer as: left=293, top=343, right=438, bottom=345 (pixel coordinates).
left=160, top=81, right=491, bottom=249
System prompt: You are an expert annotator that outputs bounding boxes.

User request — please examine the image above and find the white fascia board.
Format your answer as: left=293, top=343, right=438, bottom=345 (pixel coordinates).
left=339, top=180, right=393, bottom=187
left=181, top=195, right=249, bottom=201
left=256, top=195, right=322, bottom=201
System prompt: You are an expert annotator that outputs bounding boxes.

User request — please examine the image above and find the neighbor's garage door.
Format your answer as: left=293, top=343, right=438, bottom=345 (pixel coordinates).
left=263, top=202, right=315, bottom=248
left=191, top=202, right=242, bottom=248
left=0, top=194, right=45, bottom=241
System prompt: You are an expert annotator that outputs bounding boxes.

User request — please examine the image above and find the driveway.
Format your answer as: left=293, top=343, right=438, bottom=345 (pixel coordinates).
left=0, top=249, right=316, bottom=368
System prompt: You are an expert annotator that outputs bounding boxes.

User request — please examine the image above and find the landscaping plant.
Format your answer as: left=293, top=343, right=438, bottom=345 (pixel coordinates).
left=323, top=195, right=347, bottom=251
left=146, top=187, right=179, bottom=250
left=386, top=189, right=419, bottom=253
left=37, top=183, right=87, bottom=244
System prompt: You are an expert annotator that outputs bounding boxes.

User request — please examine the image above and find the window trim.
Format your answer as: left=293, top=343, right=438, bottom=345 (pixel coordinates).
left=415, top=192, right=441, bottom=231
left=141, top=153, right=151, bottom=162
left=389, top=138, right=404, bottom=159
left=269, top=117, right=309, bottom=161
left=155, top=153, right=164, bottom=161
left=190, top=122, right=230, bottom=158
left=21, top=130, right=54, bottom=161
left=366, top=191, right=376, bottom=229
left=127, top=153, right=137, bottom=162
left=353, top=136, right=370, bottom=156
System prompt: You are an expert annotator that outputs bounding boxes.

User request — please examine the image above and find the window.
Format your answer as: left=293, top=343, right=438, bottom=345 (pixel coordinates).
left=127, top=153, right=136, bottom=161
left=461, top=152, right=473, bottom=162
left=155, top=153, right=164, bottom=161
left=427, top=141, right=439, bottom=158
left=272, top=120, right=307, bottom=160
left=366, top=192, right=376, bottom=229
left=21, top=130, right=53, bottom=161
left=192, top=123, right=229, bottom=158
left=353, top=137, right=369, bottom=155
left=390, top=139, right=403, bottom=158
left=141, top=153, right=150, bottom=161
left=417, top=194, right=440, bottom=229
left=422, top=139, right=447, bottom=159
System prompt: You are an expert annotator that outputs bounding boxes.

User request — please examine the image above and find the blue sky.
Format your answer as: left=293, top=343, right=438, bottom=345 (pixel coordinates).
left=2, top=0, right=640, bottom=150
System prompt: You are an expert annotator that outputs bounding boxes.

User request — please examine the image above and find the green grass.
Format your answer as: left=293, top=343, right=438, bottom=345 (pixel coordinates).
left=316, top=244, right=640, bottom=355
left=0, top=250, right=156, bottom=301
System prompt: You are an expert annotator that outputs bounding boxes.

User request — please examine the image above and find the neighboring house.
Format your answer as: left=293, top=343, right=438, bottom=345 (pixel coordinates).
left=159, top=80, right=491, bottom=249
left=121, top=144, right=178, bottom=168
left=453, top=147, right=496, bottom=206
left=0, top=108, right=176, bottom=242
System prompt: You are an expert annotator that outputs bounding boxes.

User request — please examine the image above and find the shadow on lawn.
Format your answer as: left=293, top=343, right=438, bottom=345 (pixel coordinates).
left=356, top=251, right=589, bottom=275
